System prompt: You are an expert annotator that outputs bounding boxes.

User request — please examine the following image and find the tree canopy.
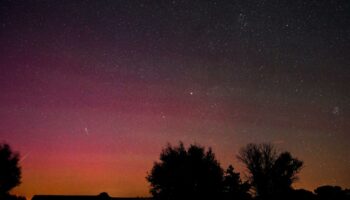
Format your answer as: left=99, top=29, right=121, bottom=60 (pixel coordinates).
left=0, top=143, right=22, bottom=198
left=147, top=142, right=224, bottom=200
left=315, top=185, right=349, bottom=200
left=237, top=143, right=303, bottom=200
left=147, top=142, right=251, bottom=200
left=223, top=165, right=251, bottom=200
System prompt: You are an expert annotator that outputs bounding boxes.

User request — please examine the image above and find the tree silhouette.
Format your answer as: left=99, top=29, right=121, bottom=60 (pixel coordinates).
left=147, top=142, right=224, bottom=200
left=0, top=143, right=22, bottom=199
left=271, top=151, right=303, bottom=197
left=284, top=189, right=316, bottom=200
left=315, top=185, right=348, bottom=200
left=237, top=143, right=303, bottom=200
left=223, top=165, right=252, bottom=200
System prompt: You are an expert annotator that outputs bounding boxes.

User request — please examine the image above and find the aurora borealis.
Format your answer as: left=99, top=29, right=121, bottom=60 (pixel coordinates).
left=0, top=1, right=349, bottom=199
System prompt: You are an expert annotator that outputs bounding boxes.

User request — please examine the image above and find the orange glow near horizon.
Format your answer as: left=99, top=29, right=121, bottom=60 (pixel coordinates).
left=1, top=1, right=350, bottom=199
left=9, top=129, right=350, bottom=199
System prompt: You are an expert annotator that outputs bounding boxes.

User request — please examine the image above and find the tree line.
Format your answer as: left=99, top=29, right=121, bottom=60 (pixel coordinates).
left=147, top=142, right=350, bottom=200
left=1, top=142, right=349, bottom=200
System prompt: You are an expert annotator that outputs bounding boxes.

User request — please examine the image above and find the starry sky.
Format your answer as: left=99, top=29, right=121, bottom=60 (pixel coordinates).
left=0, top=0, right=349, bottom=198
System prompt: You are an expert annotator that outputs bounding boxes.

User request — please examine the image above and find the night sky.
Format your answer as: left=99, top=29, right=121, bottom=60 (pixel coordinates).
left=0, top=0, right=349, bottom=198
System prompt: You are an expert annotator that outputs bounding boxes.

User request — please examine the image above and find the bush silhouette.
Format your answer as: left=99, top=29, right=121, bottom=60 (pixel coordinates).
left=98, top=192, right=110, bottom=200
left=237, top=143, right=303, bottom=200
left=0, top=143, right=22, bottom=199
